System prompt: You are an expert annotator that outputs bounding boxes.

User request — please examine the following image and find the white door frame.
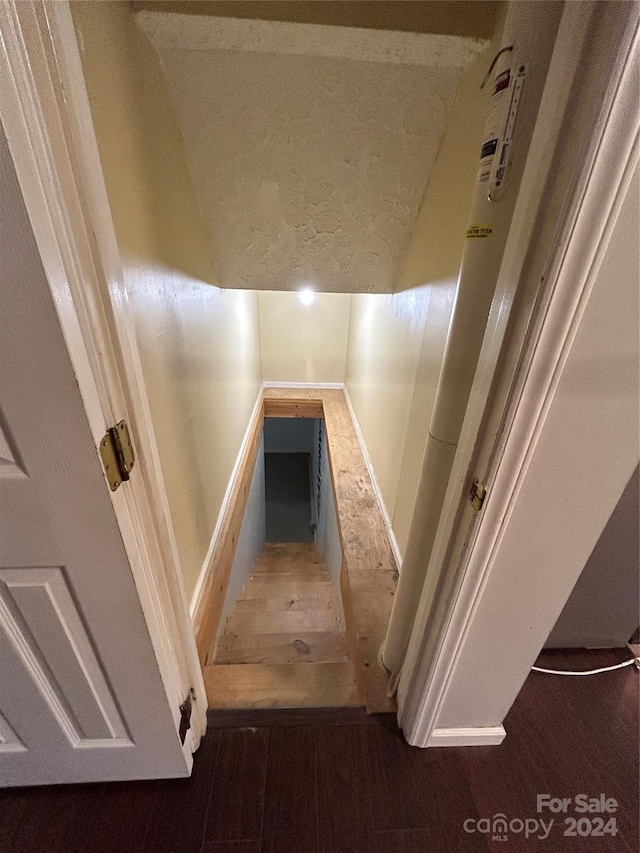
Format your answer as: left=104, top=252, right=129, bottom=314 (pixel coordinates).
left=0, top=1, right=206, bottom=760
left=398, top=1, right=639, bottom=746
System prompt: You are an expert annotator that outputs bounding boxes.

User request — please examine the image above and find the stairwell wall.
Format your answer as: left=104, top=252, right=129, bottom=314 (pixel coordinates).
left=71, top=1, right=263, bottom=603
left=344, top=46, right=493, bottom=556
left=317, top=429, right=343, bottom=588
left=258, top=291, right=351, bottom=384
left=73, top=1, right=495, bottom=602
left=217, top=435, right=267, bottom=636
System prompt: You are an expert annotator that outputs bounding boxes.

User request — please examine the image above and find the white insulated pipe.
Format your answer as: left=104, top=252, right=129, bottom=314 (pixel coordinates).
left=382, top=0, right=565, bottom=681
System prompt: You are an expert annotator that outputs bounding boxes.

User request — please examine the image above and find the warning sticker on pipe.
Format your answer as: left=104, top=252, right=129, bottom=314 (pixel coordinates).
left=466, top=225, right=494, bottom=239
left=477, top=67, right=511, bottom=184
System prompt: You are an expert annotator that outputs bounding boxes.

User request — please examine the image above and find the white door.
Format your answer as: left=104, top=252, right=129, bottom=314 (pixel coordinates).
left=0, top=125, right=190, bottom=786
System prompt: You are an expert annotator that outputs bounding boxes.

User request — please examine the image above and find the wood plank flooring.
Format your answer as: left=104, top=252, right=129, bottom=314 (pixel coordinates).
left=204, top=662, right=361, bottom=709
left=1, top=649, right=637, bottom=853
left=205, top=543, right=361, bottom=709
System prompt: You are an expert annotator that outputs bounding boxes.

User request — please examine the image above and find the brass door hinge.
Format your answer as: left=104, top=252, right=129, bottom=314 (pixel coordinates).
left=99, top=420, right=135, bottom=491
left=469, top=478, right=487, bottom=511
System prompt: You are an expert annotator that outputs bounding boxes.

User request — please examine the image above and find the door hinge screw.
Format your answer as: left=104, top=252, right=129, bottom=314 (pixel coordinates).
left=469, top=478, right=487, bottom=511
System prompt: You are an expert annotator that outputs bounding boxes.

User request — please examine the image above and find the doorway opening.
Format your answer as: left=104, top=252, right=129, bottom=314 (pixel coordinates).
left=196, top=391, right=398, bottom=712
left=217, top=413, right=346, bottom=649
left=205, top=406, right=361, bottom=709
left=264, top=417, right=320, bottom=544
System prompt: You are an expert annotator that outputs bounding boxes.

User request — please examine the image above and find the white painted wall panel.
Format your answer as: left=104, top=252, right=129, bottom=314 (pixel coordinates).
left=217, top=436, right=266, bottom=636
left=72, top=3, right=263, bottom=601
left=259, top=291, right=351, bottom=384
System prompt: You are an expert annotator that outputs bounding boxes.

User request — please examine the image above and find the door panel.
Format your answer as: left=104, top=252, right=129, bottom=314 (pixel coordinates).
left=0, top=711, right=26, bottom=754
left=0, top=419, right=26, bottom=480
left=0, top=123, right=188, bottom=785
left=0, top=567, right=129, bottom=744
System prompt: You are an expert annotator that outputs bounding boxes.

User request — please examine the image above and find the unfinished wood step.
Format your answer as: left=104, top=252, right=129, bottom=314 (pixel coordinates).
left=263, top=542, right=319, bottom=554
left=213, top=631, right=350, bottom=665
left=254, top=552, right=326, bottom=568
left=250, top=566, right=329, bottom=580
left=204, top=662, right=362, bottom=709
left=259, top=554, right=322, bottom=564
left=232, top=593, right=342, bottom=615
left=238, top=578, right=336, bottom=600
left=224, top=606, right=342, bottom=635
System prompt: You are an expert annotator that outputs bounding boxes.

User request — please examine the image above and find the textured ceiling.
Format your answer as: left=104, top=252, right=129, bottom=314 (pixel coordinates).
left=138, top=13, right=487, bottom=292
left=132, top=2, right=500, bottom=40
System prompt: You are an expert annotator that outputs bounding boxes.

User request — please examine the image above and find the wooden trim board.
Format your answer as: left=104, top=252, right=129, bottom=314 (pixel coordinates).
left=263, top=397, right=324, bottom=419
left=193, top=397, right=265, bottom=665
left=340, top=557, right=366, bottom=702
left=343, top=386, right=404, bottom=572
left=190, top=389, right=265, bottom=620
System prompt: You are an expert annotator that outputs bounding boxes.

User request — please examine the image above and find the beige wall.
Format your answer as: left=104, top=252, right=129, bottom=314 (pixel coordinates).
left=73, top=1, right=494, bottom=592
left=72, top=2, right=262, bottom=601
left=345, top=49, right=492, bottom=553
left=259, top=291, right=351, bottom=383
left=345, top=289, right=435, bottom=546
left=132, top=1, right=500, bottom=40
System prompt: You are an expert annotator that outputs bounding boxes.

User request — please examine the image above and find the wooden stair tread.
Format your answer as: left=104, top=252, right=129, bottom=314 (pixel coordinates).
left=238, top=578, right=336, bottom=599
left=204, top=662, right=362, bottom=709
left=263, top=542, right=319, bottom=553
left=251, top=567, right=331, bottom=583
left=224, top=606, right=342, bottom=635
left=232, top=593, right=342, bottom=614
left=213, top=631, right=350, bottom=665
left=257, top=545, right=324, bottom=565
left=254, top=556, right=326, bottom=569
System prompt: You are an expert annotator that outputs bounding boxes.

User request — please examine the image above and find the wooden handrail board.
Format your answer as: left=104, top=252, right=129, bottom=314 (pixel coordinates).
left=263, top=387, right=398, bottom=713
left=192, top=399, right=265, bottom=665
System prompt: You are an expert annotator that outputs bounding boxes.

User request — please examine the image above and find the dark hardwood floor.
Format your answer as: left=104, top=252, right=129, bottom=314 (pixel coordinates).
left=1, top=649, right=637, bottom=852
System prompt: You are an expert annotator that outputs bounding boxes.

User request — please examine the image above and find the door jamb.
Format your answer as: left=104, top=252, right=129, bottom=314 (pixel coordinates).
left=0, top=1, right=206, bottom=758
left=398, top=1, right=640, bottom=745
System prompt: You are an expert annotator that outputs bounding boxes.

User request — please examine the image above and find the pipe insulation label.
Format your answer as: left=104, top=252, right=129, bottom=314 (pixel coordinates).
left=477, top=67, right=512, bottom=184
left=466, top=225, right=494, bottom=239
left=490, top=64, right=527, bottom=200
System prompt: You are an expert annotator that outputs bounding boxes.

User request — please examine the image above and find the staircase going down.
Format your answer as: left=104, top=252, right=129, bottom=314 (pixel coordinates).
left=205, top=543, right=362, bottom=709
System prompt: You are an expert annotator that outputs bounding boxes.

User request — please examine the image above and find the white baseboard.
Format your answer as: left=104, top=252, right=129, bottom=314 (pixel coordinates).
left=262, top=380, right=345, bottom=389
left=426, top=726, right=506, bottom=747
left=342, top=387, right=404, bottom=573
left=189, top=388, right=264, bottom=619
